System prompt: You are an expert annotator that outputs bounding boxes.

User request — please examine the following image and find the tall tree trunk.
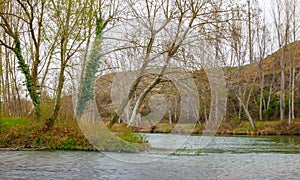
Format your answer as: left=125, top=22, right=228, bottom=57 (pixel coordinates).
left=13, top=40, right=41, bottom=118
left=259, top=72, right=264, bottom=121
left=0, top=46, right=6, bottom=116
left=237, top=94, right=256, bottom=130
left=267, top=75, right=275, bottom=111
left=291, top=43, right=296, bottom=120
left=5, top=47, right=11, bottom=117
left=46, top=66, right=66, bottom=129
left=279, top=48, right=285, bottom=122
left=128, top=75, right=162, bottom=126
left=247, top=0, right=253, bottom=64
left=291, top=0, right=297, bottom=120
left=0, top=46, right=2, bottom=116
left=10, top=55, right=21, bottom=117
left=288, top=45, right=292, bottom=125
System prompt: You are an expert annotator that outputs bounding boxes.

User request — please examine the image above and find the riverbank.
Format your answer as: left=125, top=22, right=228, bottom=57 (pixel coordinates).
left=135, top=119, right=300, bottom=136
left=1, top=117, right=300, bottom=152
left=0, top=117, right=148, bottom=152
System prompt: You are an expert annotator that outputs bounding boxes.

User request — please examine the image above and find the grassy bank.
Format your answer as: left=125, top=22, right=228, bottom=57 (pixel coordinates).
left=2, top=117, right=300, bottom=152
left=219, top=120, right=300, bottom=135
left=133, top=119, right=300, bottom=136
left=0, top=117, right=148, bottom=152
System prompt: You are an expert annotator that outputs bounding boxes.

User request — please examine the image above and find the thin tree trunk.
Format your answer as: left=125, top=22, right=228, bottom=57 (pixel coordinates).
left=248, top=0, right=253, bottom=64
left=291, top=45, right=296, bottom=120
left=168, top=109, right=173, bottom=128
left=10, top=55, right=21, bottom=117
left=128, top=75, right=162, bottom=126
left=5, top=47, right=11, bottom=117
left=46, top=0, right=72, bottom=129
left=288, top=45, right=292, bottom=125
left=46, top=66, right=66, bottom=129
left=259, top=73, right=264, bottom=121
left=109, top=75, right=144, bottom=128
left=237, top=94, right=256, bottom=130
left=280, top=49, right=285, bottom=122
left=246, top=63, right=261, bottom=110
left=267, top=75, right=275, bottom=111
left=0, top=46, right=2, bottom=116
left=291, top=0, right=297, bottom=120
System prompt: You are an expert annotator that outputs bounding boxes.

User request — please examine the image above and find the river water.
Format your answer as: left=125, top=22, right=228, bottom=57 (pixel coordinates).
left=1, top=134, right=300, bottom=179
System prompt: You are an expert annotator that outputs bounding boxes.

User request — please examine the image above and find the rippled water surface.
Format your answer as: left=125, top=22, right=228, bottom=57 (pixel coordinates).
left=1, top=135, right=300, bottom=179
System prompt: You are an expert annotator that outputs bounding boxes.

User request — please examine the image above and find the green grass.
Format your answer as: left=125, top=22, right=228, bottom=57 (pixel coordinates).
left=0, top=117, right=149, bottom=152
left=228, top=119, right=300, bottom=135
left=78, top=122, right=148, bottom=152
left=0, top=117, right=30, bottom=131
left=233, top=128, right=248, bottom=134
left=235, top=121, right=281, bottom=131
left=153, top=123, right=200, bottom=134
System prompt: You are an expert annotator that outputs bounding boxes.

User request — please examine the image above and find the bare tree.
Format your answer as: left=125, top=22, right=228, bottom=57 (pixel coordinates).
left=0, top=0, right=107, bottom=125
left=45, top=0, right=101, bottom=128
left=0, top=0, right=46, bottom=118
left=255, top=12, right=270, bottom=121
left=101, top=0, right=236, bottom=128
left=247, top=0, right=254, bottom=64
left=290, top=0, right=299, bottom=122
left=272, top=0, right=286, bottom=122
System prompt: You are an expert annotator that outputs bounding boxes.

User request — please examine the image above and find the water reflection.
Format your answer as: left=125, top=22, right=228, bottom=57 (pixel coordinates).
left=143, top=134, right=300, bottom=154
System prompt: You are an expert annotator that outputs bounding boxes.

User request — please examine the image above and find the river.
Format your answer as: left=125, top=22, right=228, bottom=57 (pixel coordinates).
left=1, top=134, right=300, bottom=179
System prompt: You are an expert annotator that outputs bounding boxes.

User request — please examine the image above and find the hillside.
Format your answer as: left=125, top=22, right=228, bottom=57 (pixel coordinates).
left=241, top=40, right=300, bottom=82
left=95, top=41, right=300, bottom=127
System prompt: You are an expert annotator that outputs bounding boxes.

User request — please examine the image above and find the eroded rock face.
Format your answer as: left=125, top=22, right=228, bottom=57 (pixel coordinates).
left=95, top=72, right=180, bottom=124
left=94, top=69, right=210, bottom=125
